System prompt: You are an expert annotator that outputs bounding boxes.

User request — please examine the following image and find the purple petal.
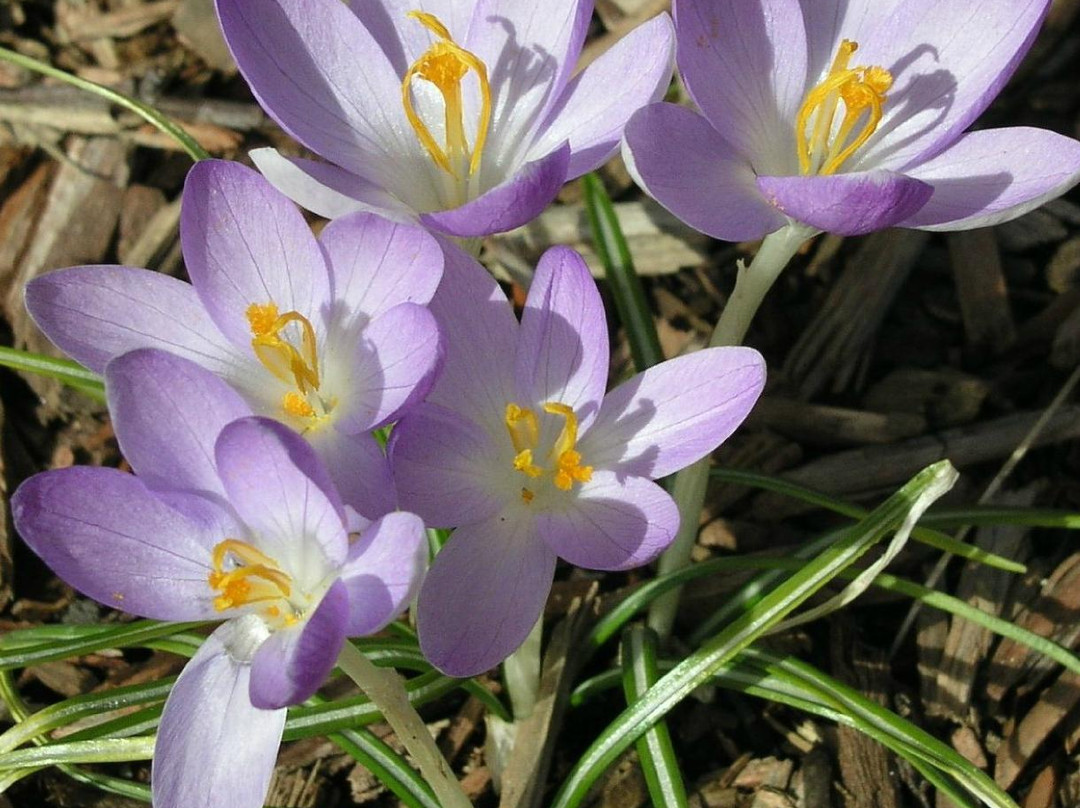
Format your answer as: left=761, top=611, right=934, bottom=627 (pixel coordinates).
left=417, top=514, right=557, bottom=676
left=249, top=579, right=348, bottom=708
left=899, top=127, right=1080, bottom=230
left=853, top=0, right=1051, bottom=172
left=536, top=471, right=679, bottom=570
left=421, top=144, right=571, bottom=237
left=425, top=242, right=518, bottom=419
left=756, top=170, right=932, bottom=235
left=214, top=418, right=348, bottom=567
left=390, top=404, right=505, bottom=528
left=11, top=468, right=219, bottom=620
left=333, top=302, right=443, bottom=433
left=674, top=0, right=808, bottom=173
left=802, top=0, right=908, bottom=86
left=153, top=621, right=286, bottom=808
left=339, top=511, right=427, bottom=636
left=515, top=247, right=608, bottom=427
left=105, top=349, right=251, bottom=497
left=319, top=213, right=443, bottom=321
left=622, top=103, right=787, bottom=242
left=581, top=347, right=766, bottom=479
left=24, top=266, right=239, bottom=375
left=250, top=148, right=413, bottom=221
left=350, top=0, right=475, bottom=75
left=530, top=14, right=674, bottom=178
left=181, top=160, right=330, bottom=348
left=312, top=429, right=397, bottom=520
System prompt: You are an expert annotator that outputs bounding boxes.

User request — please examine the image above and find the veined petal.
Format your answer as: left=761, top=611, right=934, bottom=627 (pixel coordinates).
left=623, top=103, right=787, bottom=242
left=390, top=404, right=505, bottom=528
left=801, top=0, right=907, bottom=85
left=349, top=0, right=474, bottom=74
left=333, top=302, right=443, bottom=433
left=853, top=0, right=1051, bottom=172
left=530, top=14, right=675, bottom=179
left=900, top=127, right=1080, bottom=230
left=537, top=471, right=678, bottom=570
left=339, top=511, right=428, bottom=636
left=24, top=266, right=239, bottom=375
left=756, top=170, right=932, bottom=236
left=319, top=212, right=443, bottom=321
left=250, top=148, right=413, bottom=222
left=516, top=247, right=608, bottom=428
left=421, top=144, right=571, bottom=237
left=249, top=579, right=348, bottom=709
left=11, top=468, right=220, bottom=620
left=311, top=429, right=396, bottom=520
left=181, top=160, right=331, bottom=348
left=417, top=514, right=557, bottom=677
left=215, top=418, right=348, bottom=569
left=674, top=0, right=808, bottom=173
left=581, top=347, right=766, bottom=479
left=106, top=349, right=251, bottom=497
left=153, top=621, right=285, bottom=808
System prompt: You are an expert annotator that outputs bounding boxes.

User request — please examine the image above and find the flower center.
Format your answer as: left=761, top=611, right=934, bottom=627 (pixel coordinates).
left=402, top=11, right=492, bottom=183
left=795, top=40, right=893, bottom=176
left=208, top=539, right=307, bottom=628
left=246, top=303, right=337, bottom=428
left=504, top=402, right=593, bottom=504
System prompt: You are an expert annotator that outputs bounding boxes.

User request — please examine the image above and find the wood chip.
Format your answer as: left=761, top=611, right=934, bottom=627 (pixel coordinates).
left=57, top=1, right=180, bottom=43
left=995, top=668, right=1080, bottom=789
left=948, top=228, right=1016, bottom=355
left=748, top=397, right=927, bottom=446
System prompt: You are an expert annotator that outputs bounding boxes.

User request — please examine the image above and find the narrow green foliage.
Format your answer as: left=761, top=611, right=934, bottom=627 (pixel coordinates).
left=0, top=347, right=105, bottom=401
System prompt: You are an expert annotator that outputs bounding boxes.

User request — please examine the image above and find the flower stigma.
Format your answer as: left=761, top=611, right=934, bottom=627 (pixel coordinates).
left=504, top=402, right=593, bottom=503
left=208, top=539, right=306, bottom=627
left=246, top=303, right=337, bottom=428
left=795, top=40, right=893, bottom=175
left=402, top=11, right=492, bottom=183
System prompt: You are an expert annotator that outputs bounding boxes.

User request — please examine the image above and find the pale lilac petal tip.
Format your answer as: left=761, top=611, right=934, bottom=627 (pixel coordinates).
left=314, top=429, right=397, bottom=520
left=417, top=515, right=557, bottom=677
left=537, top=472, right=679, bottom=571
left=756, top=170, right=933, bottom=236
left=249, top=579, right=349, bottom=709
left=153, top=622, right=286, bottom=808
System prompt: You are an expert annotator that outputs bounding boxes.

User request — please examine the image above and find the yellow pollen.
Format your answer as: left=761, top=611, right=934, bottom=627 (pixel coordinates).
left=795, top=39, right=892, bottom=176
left=282, top=391, right=316, bottom=418
left=246, top=302, right=280, bottom=337
left=504, top=401, right=593, bottom=500
left=513, top=448, right=544, bottom=478
left=402, top=10, right=492, bottom=179
left=505, top=403, right=540, bottom=454
left=208, top=539, right=295, bottom=618
left=246, top=302, right=332, bottom=423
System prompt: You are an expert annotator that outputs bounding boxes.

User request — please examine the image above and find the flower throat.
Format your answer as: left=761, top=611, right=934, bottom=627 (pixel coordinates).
left=505, top=402, right=593, bottom=504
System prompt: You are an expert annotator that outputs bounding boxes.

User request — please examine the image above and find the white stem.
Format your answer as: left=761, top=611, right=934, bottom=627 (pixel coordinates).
left=647, top=224, right=812, bottom=639
left=336, top=642, right=473, bottom=808
left=502, top=616, right=543, bottom=720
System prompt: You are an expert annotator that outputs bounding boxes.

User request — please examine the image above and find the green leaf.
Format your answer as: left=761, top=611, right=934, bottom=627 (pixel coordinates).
left=0, top=620, right=206, bottom=671
left=0, top=347, right=105, bottom=401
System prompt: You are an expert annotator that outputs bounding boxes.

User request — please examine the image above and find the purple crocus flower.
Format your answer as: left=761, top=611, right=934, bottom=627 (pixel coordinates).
left=11, top=348, right=427, bottom=808
left=389, top=246, right=765, bottom=676
left=214, top=0, right=675, bottom=237
left=622, top=0, right=1080, bottom=239
left=24, top=159, right=443, bottom=519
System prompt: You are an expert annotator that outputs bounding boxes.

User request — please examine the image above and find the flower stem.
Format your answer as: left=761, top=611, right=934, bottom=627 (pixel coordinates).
left=647, top=224, right=811, bottom=639
left=336, top=641, right=473, bottom=808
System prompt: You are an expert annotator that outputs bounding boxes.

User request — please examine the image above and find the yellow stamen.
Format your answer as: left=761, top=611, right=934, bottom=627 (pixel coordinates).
left=543, top=403, right=593, bottom=490
left=402, top=10, right=492, bottom=179
left=513, top=448, right=544, bottom=478
left=246, top=302, right=332, bottom=422
left=208, top=539, right=294, bottom=616
left=795, top=40, right=892, bottom=176
left=505, top=401, right=593, bottom=499
left=282, top=391, right=316, bottom=418
left=505, top=403, right=540, bottom=454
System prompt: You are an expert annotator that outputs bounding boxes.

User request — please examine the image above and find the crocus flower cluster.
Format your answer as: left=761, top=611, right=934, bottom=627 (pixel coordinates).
left=623, top=0, right=1080, bottom=239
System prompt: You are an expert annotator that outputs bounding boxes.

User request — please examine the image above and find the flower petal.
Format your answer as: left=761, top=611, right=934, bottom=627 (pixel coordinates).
left=214, top=417, right=348, bottom=568
left=250, top=147, right=413, bottom=221
left=528, top=14, right=674, bottom=178
left=673, top=0, right=808, bottom=173
left=420, top=144, right=571, bottom=237
left=417, top=514, right=556, bottom=676
left=339, top=511, right=427, bottom=636
left=249, top=578, right=349, bottom=708
left=756, top=170, right=932, bottom=235
left=581, top=347, right=766, bottom=479
left=854, top=0, right=1051, bottom=172
left=333, top=302, right=443, bottom=433
left=899, top=127, right=1080, bottom=230
left=311, top=429, right=397, bottom=520
left=319, top=213, right=443, bottom=321
left=537, top=471, right=678, bottom=570
left=181, top=160, right=331, bottom=348
left=390, top=403, right=505, bottom=528
left=622, top=103, right=787, bottom=242
left=152, top=621, right=285, bottom=808
left=106, top=349, right=251, bottom=497
left=24, top=266, right=239, bottom=375
left=11, top=467, right=220, bottom=620
left=349, top=0, right=475, bottom=75
left=515, top=247, right=607, bottom=427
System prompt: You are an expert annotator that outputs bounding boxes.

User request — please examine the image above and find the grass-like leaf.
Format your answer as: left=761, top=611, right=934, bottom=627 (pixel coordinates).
left=0, top=347, right=105, bottom=401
